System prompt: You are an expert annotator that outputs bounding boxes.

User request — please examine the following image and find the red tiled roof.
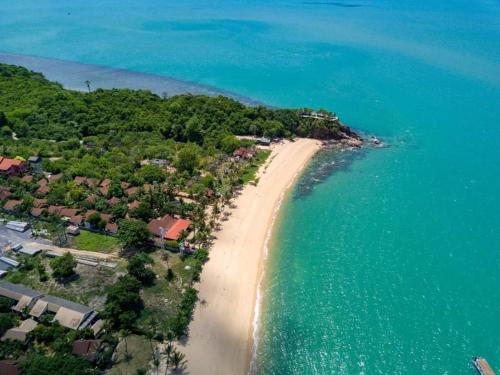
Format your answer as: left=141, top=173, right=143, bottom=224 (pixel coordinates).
left=0, top=188, right=12, bottom=201
left=37, top=179, right=48, bottom=187
left=105, top=222, right=118, bottom=233
left=69, top=215, right=83, bottom=225
left=100, top=213, right=112, bottom=223
left=125, top=187, right=139, bottom=196
left=100, top=178, right=111, bottom=187
left=0, top=359, right=20, bottom=375
left=85, top=210, right=98, bottom=219
left=108, top=197, right=121, bottom=206
left=86, top=194, right=97, bottom=203
left=147, top=215, right=192, bottom=241
left=86, top=178, right=100, bottom=187
left=99, top=185, right=109, bottom=196
left=72, top=339, right=101, bottom=362
left=127, top=200, right=140, bottom=210
left=36, top=185, right=50, bottom=195
left=30, top=207, right=44, bottom=217
left=74, top=176, right=86, bottom=185
left=3, top=200, right=22, bottom=211
left=21, top=175, right=33, bottom=183
left=47, top=205, right=63, bottom=215
left=165, top=219, right=192, bottom=240
left=0, top=157, right=24, bottom=172
left=33, top=198, right=47, bottom=208
left=60, top=208, right=79, bottom=217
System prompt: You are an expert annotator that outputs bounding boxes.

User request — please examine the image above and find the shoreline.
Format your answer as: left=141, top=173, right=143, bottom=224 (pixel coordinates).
left=182, top=138, right=321, bottom=375
left=0, top=52, right=261, bottom=106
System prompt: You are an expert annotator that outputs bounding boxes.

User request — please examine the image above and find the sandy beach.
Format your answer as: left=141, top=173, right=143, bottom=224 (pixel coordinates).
left=182, top=138, right=321, bottom=375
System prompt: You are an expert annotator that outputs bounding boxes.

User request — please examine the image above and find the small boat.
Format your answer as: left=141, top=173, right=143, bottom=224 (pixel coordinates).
left=472, top=357, right=496, bottom=375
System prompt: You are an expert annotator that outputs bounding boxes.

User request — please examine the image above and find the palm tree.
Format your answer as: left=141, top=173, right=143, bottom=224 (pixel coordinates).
left=120, top=329, right=132, bottom=363
left=171, top=349, right=186, bottom=371
left=163, top=343, right=174, bottom=375
left=84, top=80, right=91, bottom=93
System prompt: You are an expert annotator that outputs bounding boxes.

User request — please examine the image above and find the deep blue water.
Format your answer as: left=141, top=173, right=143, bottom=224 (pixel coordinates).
left=1, top=1, right=499, bottom=373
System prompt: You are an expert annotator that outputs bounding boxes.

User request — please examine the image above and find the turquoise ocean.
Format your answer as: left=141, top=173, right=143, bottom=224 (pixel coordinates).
left=1, top=1, right=499, bottom=373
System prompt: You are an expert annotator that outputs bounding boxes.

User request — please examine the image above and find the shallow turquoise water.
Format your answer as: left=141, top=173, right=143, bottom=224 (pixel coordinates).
left=1, top=1, right=499, bottom=373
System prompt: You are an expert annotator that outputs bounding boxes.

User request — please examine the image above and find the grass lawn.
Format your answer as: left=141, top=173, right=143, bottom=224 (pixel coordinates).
left=108, top=334, right=153, bottom=375
left=71, top=230, right=121, bottom=253
left=240, top=149, right=271, bottom=184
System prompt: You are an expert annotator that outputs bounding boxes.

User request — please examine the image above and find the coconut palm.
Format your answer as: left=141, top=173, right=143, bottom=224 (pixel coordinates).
left=171, top=349, right=186, bottom=370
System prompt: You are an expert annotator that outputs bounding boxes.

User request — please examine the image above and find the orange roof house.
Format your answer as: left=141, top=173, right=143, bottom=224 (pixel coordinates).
left=0, top=157, right=26, bottom=176
left=108, top=197, right=121, bottom=206
left=147, top=214, right=192, bottom=241
left=105, top=222, right=118, bottom=234
left=30, top=208, right=44, bottom=217
left=3, top=200, right=22, bottom=212
left=127, top=200, right=140, bottom=210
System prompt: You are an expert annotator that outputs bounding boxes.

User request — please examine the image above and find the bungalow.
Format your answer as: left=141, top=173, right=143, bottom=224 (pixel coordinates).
left=47, top=205, right=63, bottom=216
left=120, top=181, right=130, bottom=190
left=0, top=157, right=26, bottom=176
left=36, top=179, right=49, bottom=195
left=85, top=194, right=97, bottom=204
left=99, top=185, right=109, bottom=196
left=0, top=281, right=102, bottom=332
left=30, top=207, right=44, bottom=217
left=74, top=176, right=87, bottom=185
left=32, top=198, right=47, bottom=208
left=127, top=200, right=140, bottom=210
left=1, top=318, right=38, bottom=343
left=72, top=339, right=102, bottom=362
left=0, top=187, right=12, bottom=201
left=0, top=281, right=43, bottom=313
left=147, top=214, right=192, bottom=242
left=20, top=175, right=33, bottom=183
left=60, top=207, right=80, bottom=218
left=233, top=147, right=256, bottom=160
left=3, top=200, right=21, bottom=212
left=108, top=197, right=121, bottom=206
left=105, top=222, right=118, bottom=234
left=100, top=179, right=111, bottom=188
left=68, top=215, right=84, bottom=226
left=125, top=186, right=139, bottom=196
left=86, top=178, right=100, bottom=188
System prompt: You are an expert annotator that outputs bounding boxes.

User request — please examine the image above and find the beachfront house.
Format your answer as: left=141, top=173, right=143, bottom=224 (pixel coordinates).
left=147, top=214, right=192, bottom=244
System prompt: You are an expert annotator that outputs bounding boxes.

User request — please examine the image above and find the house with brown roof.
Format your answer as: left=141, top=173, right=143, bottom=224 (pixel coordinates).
left=233, top=147, right=256, bottom=160
left=99, top=185, right=109, bottom=196
left=33, top=198, right=47, bottom=208
left=0, top=157, right=26, bottom=176
left=74, top=176, right=87, bottom=185
left=100, top=179, right=111, bottom=187
left=36, top=179, right=49, bottom=195
left=47, top=173, right=63, bottom=182
left=68, top=215, right=83, bottom=226
left=30, top=207, right=44, bottom=217
left=60, top=207, right=80, bottom=218
left=47, top=205, right=63, bottom=215
left=105, top=222, right=118, bottom=234
left=127, top=200, right=140, bottom=210
left=86, top=178, right=100, bottom=187
left=0, top=187, right=12, bottom=201
left=21, top=175, right=33, bottom=183
left=72, top=339, right=102, bottom=362
left=147, top=214, right=192, bottom=242
left=1, top=318, right=38, bottom=343
left=120, top=181, right=130, bottom=189
left=86, top=194, right=97, bottom=204
left=0, top=359, right=20, bottom=375
left=108, top=197, right=121, bottom=206
left=125, top=186, right=139, bottom=196
left=3, top=200, right=22, bottom=212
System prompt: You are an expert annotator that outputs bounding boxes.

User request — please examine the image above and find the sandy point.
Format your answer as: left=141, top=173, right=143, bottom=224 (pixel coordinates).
left=181, top=138, right=321, bottom=375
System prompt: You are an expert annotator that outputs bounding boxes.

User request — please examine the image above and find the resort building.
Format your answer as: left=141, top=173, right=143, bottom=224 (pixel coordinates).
left=0, top=157, right=26, bottom=176
left=0, top=281, right=102, bottom=332
left=147, top=214, right=192, bottom=242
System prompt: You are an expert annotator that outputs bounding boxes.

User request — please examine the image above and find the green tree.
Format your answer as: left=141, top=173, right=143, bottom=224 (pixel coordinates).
left=50, top=252, right=77, bottom=281
left=176, top=144, right=200, bottom=174
left=137, top=164, right=166, bottom=184
left=22, top=353, right=97, bottom=375
left=127, top=253, right=156, bottom=286
left=105, top=275, right=143, bottom=329
left=117, top=219, right=151, bottom=249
